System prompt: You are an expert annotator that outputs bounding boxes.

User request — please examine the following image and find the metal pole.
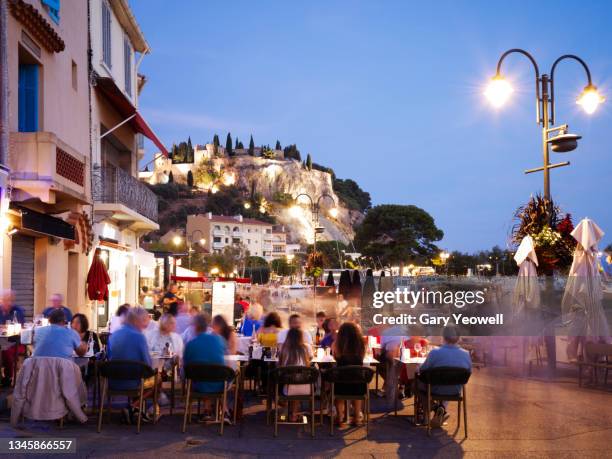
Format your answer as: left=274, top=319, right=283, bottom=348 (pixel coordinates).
left=0, top=0, right=8, bottom=166
left=541, top=75, right=551, bottom=201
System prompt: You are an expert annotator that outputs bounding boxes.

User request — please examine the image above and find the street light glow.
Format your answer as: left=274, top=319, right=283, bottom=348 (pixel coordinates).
left=485, top=75, right=513, bottom=108
left=577, top=84, right=605, bottom=114
left=172, top=235, right=182, bottom=246
left=329, top=207, right=339, bottom=218
left=289, top=205, right=302, bottom=217
left=199, top=238, right=206, bottom=245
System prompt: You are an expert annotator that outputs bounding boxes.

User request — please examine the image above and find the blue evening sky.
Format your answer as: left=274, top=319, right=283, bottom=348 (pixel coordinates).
left=131, top=0, right=611, bottom=252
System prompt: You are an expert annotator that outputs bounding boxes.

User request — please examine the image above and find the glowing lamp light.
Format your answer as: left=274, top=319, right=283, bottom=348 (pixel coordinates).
left=577, top=84, right=605, bottom=114
left=199, top=238, right=206, bottom=246
left=210, top=267, right=220, bottom=275
left=328, top=207, right=339, bottom=219
left=172, top=235, right=182, bottom=246
left=485, top=75, right=513, bottom=108
left=244, top=202, right=251, bottom=209
left=211, top=185, right=219, bottom=194
left=289, top=205, right=302, bottom=218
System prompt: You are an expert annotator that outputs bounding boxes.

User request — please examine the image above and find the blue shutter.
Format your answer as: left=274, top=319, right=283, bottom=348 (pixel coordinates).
left=42, top=0, right=60, bottom=23
left=102, top=2, right=111, bottom=68
left=18, top=64, right=38, bottom=133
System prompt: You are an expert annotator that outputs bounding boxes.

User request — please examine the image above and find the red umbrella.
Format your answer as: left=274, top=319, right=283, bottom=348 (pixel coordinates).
left=87, top=249, right=111, bottom=301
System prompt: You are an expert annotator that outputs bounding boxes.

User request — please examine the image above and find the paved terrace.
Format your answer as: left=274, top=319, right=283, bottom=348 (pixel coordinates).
left=1, top=365, right=611, bottom=458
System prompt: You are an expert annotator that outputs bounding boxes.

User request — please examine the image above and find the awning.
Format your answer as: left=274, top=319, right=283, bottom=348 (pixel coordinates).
left=171, top=275, right=208, bottom=283
left=10, top=204, right=75, bottom=240
left=95, top=76, right=168, bottom=156
left=134, top=247, right=157, bottom=270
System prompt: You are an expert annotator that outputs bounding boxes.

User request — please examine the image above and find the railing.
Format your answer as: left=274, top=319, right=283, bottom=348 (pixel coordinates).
left=93, top=164, right=158, bottom=222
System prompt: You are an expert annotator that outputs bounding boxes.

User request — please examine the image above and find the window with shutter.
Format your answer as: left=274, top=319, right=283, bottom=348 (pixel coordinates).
left=102, top=2, right=112, bottom=68
left=42, top=0, right=60, bottom=24
left=18, top=64, right=39, bottom=132
left=124, top=37, right=132, bottom=96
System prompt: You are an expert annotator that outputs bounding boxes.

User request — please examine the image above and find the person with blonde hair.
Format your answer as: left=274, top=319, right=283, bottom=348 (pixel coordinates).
left=240, top=302, right=263, bottom=336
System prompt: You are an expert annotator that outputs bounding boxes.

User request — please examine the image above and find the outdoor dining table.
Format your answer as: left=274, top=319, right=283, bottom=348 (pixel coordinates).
left=394, top=356, right=427, bottom=421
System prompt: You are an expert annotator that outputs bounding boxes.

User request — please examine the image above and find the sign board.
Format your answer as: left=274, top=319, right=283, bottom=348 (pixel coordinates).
left=211, top=281, right=236, bottom=323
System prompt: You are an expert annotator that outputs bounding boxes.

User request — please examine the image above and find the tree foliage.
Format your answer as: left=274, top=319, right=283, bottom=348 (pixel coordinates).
left=305, top=153, right=312, bottom=170
left=187, top=170, right=194, bottom=187
left=226, top=133, right=233, bottom=156
left=333, top=178, right=371, bottom=212
left=283, top=144, right=301, bottom=161
left=275, top=140, right=282, bottom=150
left=306, top=240, right=349, bottom=269
left=170, top=138, right=195, bottom=163
left=271, top=257, right=297, bottom=276
left=193, top=158, right=220, bottom=189
left=354, top=204, right=443, bottom=266
left=248, top=135, right=255, bottom=156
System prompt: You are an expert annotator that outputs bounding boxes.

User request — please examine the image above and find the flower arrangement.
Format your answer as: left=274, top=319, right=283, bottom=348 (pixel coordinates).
left=512, top=195, right=576, bottom=274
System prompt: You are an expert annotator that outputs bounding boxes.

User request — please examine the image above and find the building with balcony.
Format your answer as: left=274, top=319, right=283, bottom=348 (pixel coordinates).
left=89, top=0, right=166, bottom=326
left=187, top=213, right=274, bottom=261
left=4, top=0, right=93, bottom=317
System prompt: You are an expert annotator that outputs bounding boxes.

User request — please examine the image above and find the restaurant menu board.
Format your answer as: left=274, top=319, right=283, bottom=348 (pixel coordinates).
left=211, top=281, right=235, bottom=324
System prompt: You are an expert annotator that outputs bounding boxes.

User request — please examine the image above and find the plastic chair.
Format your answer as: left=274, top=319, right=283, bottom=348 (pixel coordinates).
left=182, top=363, right=237, bottom=435
left=417, top=366, right=471, bottom=437
left=269, top=366, right=319, bottom=437
left=96, top=360, right=157, bottom=433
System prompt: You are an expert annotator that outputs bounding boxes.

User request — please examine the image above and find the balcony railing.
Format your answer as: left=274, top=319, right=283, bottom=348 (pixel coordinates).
left=93, top=165, right=158, bottom=223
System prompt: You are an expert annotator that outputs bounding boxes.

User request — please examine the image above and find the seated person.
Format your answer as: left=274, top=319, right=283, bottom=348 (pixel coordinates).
left=320, top=317, right=339, bottom=348
left=0, top=289, right=25, bottom=386
left=212, top=315, right=237, bottom=355
left=315, top=311, right=326, bottom=344
left=109, top=304, right=130, bottom=333
left=174, top=302, right=192, bottom=335
left=108, top=307, right=158, bottom=423
left=257, top=312, right=282, bottom=348
left=278, top=328, right=311, bottom=422
left=332, top=322, right=366, bottom=426
left=419, top=326, right=472, bottom=428
left=240, top=303, right=263, bottom=337
left=183, top=314, right=230, bottom=422
left=71, top=313, right=101, bottom=354
left=145, top=313, right=184, bottom=359
left=277, top=314, right=313, bottom=351
left=34, top=309, right=87, bottom=359
left=42, top=293, right=73, bottom=323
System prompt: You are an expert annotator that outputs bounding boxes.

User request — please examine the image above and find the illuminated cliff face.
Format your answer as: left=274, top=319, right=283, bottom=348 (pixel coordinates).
left=229, top=156, right=358, bottom=244
left=142, top=153, right=361, bottom=244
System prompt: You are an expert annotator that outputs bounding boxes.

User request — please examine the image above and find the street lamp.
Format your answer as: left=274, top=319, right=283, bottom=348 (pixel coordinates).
left=440, top=251, right=450, bottom=276
left=173, top=230, right=207, bottom=270
left=291, top=193, right=338, bottom=310
left=485, top=49, right=604, bottom=201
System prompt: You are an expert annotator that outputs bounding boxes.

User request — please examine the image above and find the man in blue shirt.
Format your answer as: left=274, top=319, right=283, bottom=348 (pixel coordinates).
left=0, top=289, right=25, bottom=325
left=42, top=294, right=73, bottom=323
left=183, top=313, right=227, bottom=394
left=419, top=326, right=472, bottom=428
left=0, top=289, right=26, bottom=386
left=33, top=310, right=87, bottom=359
left=108, top=306, right=156, bottom=423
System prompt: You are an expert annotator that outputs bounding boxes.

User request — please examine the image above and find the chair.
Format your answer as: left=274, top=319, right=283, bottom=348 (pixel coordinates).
left=417, top=366, right=471, bottom=437
left=269, top=366, right=319, bottom=437
left=579, top=342, right=612, bottom=387
left=97, top=360, right=158, bottom=434
left=182, top=363, right=237, bottom=435
left=323, top=365, right=374, bottom=436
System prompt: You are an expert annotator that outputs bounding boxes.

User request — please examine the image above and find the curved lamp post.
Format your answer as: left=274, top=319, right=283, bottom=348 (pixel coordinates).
left=290, top=193, right=338, bottom=310
left=485, top=49, right=604, bottom=201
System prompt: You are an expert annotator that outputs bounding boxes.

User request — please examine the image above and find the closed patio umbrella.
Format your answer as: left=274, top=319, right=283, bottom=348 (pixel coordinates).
left=338, top=270, right=352, bottom=299
left=350, top=269, right=362, bottom=299
left=87, top=248, right=111, bottom=301
left=512, top=235, right=540, bottom=321
left=562, top=218, right=610, bottom=359
left=362, top=268, right=376, bottom=309
left=325, top=271, right=335, bottom=287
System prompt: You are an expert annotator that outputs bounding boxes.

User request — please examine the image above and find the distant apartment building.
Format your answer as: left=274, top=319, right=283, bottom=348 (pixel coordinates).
left=187, top=213, right=274, bottom=261
left=271, top=225, right=287, bottom=260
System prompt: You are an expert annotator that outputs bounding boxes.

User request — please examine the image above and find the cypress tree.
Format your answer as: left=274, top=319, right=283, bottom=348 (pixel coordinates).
left=275, top=140, right=281, bottom=150
left=235, top=137, right=239, bottom=150
left=226, top=133, right=233, bottom=156
left=306, top=153, right=312, bottom=170
left=248, top=135, right=255, bottom=156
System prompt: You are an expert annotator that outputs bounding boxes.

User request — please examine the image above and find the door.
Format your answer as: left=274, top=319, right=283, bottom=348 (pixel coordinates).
left=10, top=234, right=35, bottom=319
